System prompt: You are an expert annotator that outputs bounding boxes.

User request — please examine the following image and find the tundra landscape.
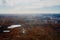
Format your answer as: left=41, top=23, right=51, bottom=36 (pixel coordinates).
left=0, top=14, right=60, bottom=40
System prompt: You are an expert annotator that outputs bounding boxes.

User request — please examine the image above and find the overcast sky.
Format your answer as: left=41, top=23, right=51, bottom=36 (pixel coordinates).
left=0, top=0, right=60, bottom=14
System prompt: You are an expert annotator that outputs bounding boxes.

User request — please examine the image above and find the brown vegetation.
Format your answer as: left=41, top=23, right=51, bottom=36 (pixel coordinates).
left=0, top=17, right=60, bottom=40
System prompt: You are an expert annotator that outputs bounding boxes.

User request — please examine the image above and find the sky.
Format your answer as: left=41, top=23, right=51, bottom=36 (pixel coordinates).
left=0, top=0, right=60, bottom=14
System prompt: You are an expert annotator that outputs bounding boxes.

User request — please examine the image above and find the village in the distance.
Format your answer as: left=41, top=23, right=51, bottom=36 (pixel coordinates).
left=0, top=14, right=60, bottom=40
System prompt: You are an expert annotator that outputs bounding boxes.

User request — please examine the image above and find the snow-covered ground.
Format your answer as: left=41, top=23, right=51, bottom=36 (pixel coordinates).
left=8, top=24, right=21, bottom=28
